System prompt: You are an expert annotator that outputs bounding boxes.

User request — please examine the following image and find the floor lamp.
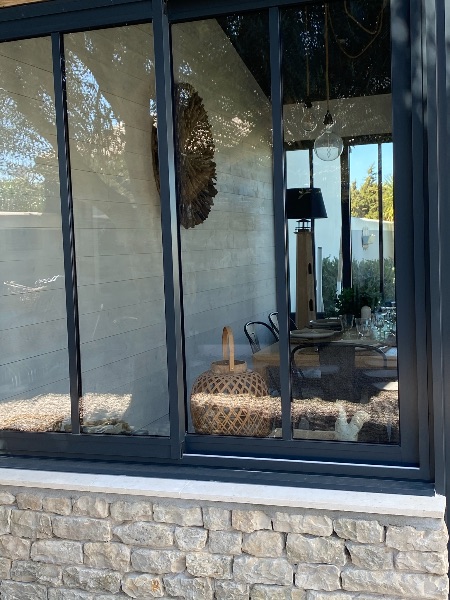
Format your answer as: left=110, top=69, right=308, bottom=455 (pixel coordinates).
left=286, top=188, right=328, bottom=328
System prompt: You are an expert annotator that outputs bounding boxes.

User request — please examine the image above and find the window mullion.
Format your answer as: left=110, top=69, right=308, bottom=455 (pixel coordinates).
left=51, top=32, right=82, bottom=436
left=153, top=0, right=186, bottom=458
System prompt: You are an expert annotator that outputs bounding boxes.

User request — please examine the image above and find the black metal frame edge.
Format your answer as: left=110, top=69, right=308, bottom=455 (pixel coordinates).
left=390, top=0, right=426, bottom=468
left=0, top=431, right=173, bottom=459
left=270, top=7, right=292, bottom=441
left=168, top=0, right=340, bottom=22
left=153, top=0, right=186, bottom=459
left=0, top=0, right=152, bottom=43
left=52, top=32, right=81, bottom=435
left=428, top=0, right=448, bottom=499
left=0, top=455, right=434, bottom=495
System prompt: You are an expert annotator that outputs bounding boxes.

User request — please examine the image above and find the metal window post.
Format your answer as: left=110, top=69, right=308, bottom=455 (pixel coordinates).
left=153, top=0, right=186, bottom=458
left=52, top=32, right=81, bottom=435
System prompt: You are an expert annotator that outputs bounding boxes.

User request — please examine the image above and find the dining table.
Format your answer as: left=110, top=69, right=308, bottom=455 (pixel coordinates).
left=251, top=330, right=398, bottom=375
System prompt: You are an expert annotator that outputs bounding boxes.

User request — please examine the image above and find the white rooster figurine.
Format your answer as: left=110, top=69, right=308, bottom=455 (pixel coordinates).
left=334, top=405, right=370, bottom=442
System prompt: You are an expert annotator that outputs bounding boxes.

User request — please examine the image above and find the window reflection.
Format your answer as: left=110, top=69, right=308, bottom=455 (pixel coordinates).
left=0, top=38, right=70, bottom=432
left=66, top=25, right=170, bottom=436
left=284, top=1, right=399, bottom=444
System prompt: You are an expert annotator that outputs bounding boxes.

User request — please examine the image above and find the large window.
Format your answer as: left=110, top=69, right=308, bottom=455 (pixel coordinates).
left=0, top=0, right=432, bottom=480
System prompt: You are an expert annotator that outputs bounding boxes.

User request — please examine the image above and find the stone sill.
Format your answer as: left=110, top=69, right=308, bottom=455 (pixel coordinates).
left=0, top=467, right=444, bottom=519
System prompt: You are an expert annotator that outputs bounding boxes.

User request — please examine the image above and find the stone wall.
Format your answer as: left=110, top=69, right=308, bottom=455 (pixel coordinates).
left=0, top=486, right=447, bottom=600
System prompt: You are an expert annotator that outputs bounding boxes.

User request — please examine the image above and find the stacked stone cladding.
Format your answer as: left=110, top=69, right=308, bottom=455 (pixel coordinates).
left=0, top=487, right=446, bottom=599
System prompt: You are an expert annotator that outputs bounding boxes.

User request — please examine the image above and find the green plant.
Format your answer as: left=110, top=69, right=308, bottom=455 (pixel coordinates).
left=335, top=287, right=357, bottom=316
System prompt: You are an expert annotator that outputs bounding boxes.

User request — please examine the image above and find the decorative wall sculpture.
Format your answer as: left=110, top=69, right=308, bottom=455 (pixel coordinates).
left=152, top=82, right=217, bottom=229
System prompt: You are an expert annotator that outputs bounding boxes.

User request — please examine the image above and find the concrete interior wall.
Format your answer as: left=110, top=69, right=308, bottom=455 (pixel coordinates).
left=171, top=19, right=277, bottom=402
left=65, top=25, right=170, bottom=434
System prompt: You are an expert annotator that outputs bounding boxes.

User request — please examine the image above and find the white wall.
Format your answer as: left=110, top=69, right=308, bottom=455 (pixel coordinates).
left=171, top=20, right=277, bottom=397
left=0, top=37, right=70, bottom=422
left=64, top=25, right=169, bottom=433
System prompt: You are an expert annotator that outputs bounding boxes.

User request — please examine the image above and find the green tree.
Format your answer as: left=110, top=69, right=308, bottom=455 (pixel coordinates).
left=350, top=163, right=394, bottom=222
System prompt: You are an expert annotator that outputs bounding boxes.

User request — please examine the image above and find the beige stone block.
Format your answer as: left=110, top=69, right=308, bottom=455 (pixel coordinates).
left=215, top=580, right=249, bottom=599
left=251, top=584, right=299, bottom=599
left=232, top=510, right=272, bottom=533
left=286, top=534, right=346, bottom=566
left=153, top=503, right=203, bottom=526
left=209, top=530, right=242, bottom=555
left=203, top=506, right=231, bottom=531
left=0, top=506, right=12, bottom=535
left=16, top=493, right=43, bottom=511
left=0, top=534, right=30, bottom=560
left=131, top=548, right=185, bottom=574
left=48, top=590, right=93, bottom=600
left=10, top=510, right=51, bottom=540
left=295, top=564, right=340, bottom=591
left=62, top=566, right=121, bottom=594
left=0, top=557, right=10, bottom=579
left=1, top=581, right=47, bottom=600
left=52, top=516, right=111, bottom=542
left=186, top=552, right=232, bottom=579
left=242, top=530, right=284, bottom=557
left=121, top=573, right=164, bottom=598
left=42, top=497, right=72, bottom=516
left=334, top=518, right=384, bottom=544
left=73, top=496, right=109, bottom=519
left=114, top=521, right=173, bottom=547
left=175, top=526, right=208, bottom=551
left=110, top=500, right=152, bottom=522
left=273, top=513, right=332, bottom=536
left=11, top=560, right=61, bottom=586
left=341, top=566, right=449, bottom=599
left=163, top=573, right=214, bottom=600
left=386, top=525, right=448, bottom=552
left=0, top=492, right=15, bottom=505
left=346, top=541, right=393, bottom=570
left=84, top=542, right=130, bottom=571
left=395, top=550, right=448, bottom=575
left=233, top=556, right=293, bottom=585
left=31, top=539, right=83, bottom=565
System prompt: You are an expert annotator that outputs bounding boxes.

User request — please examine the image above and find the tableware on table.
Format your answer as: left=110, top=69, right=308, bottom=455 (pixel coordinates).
left=373, top=313, right=385, bottom=339
left=308, top=318, right=341, bottom=330
left=355, top=317, right=372, bottom=338
left=290, top=328, right=336, bottom=340
left=339, top=314, right=354, bottom=331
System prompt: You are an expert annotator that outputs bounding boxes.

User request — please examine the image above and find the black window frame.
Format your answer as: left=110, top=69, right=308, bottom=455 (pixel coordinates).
left=0, top=0, right=444, bottom=493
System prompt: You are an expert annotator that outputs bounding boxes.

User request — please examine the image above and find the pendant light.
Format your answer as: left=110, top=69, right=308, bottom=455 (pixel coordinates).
left=314, top=5, right=344, bottom=161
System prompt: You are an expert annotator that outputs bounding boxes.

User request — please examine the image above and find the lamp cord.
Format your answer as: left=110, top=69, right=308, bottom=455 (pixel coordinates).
left=324, top=4, right=330, bottom=111
left=329, top=1, right=387, bottom=60
left=305, top=6, right=310, bottom=100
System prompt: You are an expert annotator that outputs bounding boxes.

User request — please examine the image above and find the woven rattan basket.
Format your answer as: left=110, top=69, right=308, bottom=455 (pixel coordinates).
left=191, top=326, right=273, bottom=436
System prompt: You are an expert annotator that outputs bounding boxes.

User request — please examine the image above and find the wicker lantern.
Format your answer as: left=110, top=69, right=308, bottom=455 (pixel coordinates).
left=190, top=327, right=276, bottom=437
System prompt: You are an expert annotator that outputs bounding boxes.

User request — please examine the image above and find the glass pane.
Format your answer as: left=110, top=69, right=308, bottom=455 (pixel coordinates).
left=65, top=25, right=170, bottom=436
left=172, top=13, right=281, bottom=438
left=283, top=1, right=399, bottom=444
left=382, top=142, right=395, bottom=304
left=0, top=37, right=70, bottom=431
left=350, top=143, right=381, bottom=301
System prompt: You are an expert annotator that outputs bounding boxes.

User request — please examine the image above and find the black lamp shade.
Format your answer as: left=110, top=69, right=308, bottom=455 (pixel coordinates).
left=285, top=187, right=327, bottom=220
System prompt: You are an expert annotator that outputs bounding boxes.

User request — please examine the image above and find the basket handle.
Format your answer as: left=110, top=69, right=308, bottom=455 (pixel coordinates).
left=222, top=326, right=235, bottom=372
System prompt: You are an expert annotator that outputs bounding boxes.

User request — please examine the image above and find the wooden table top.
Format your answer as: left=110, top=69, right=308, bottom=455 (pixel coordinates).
left=252, top=338, right=397, bottom=370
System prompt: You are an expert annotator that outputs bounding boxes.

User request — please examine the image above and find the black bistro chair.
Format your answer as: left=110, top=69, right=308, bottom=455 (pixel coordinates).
left=244, top=321, right=279, bottom=394
left=268, top=311, right=298, bottom=340
left=244, top=321, right=277, bottom=353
